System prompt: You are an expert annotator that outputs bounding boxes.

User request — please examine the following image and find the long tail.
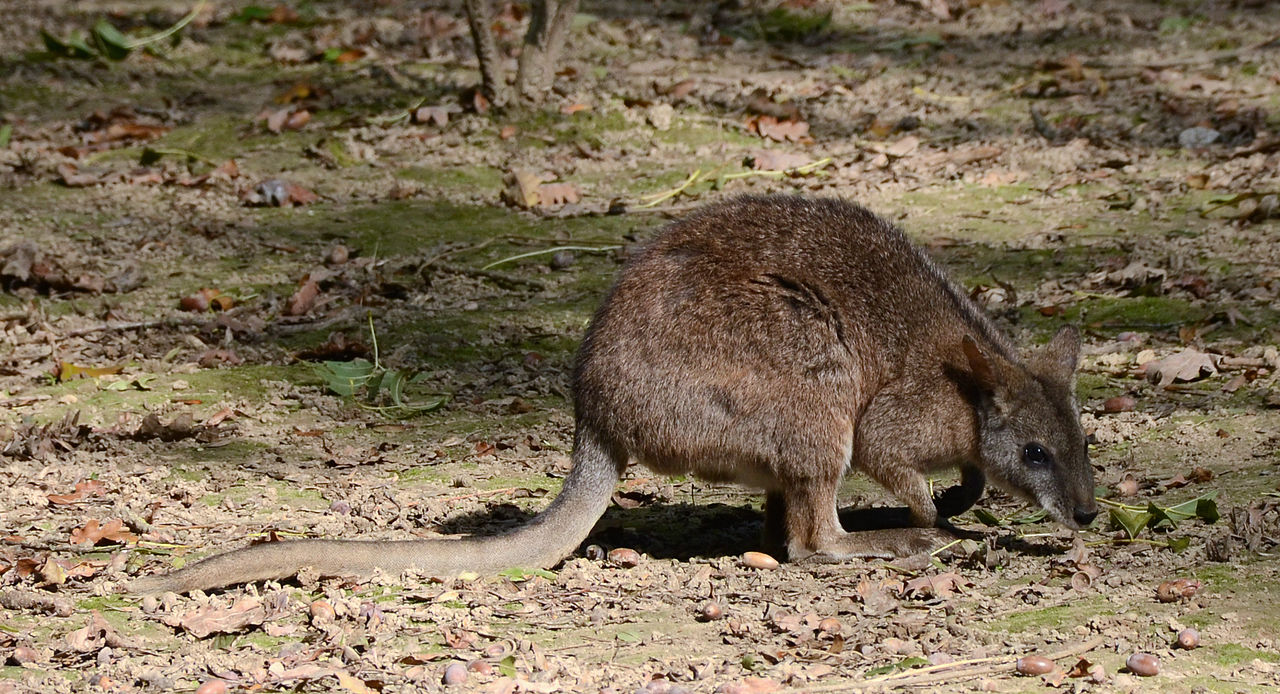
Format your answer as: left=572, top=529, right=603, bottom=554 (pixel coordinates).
left=128, top=428, right=625, bottom=594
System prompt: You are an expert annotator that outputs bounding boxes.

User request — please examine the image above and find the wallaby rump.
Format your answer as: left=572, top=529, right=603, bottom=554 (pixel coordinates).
left=130, top=195, right=1096, bottom=594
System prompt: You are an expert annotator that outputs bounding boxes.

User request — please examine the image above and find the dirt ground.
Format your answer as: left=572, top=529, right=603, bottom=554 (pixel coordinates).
left=2, top=0, right=1280, bottom=692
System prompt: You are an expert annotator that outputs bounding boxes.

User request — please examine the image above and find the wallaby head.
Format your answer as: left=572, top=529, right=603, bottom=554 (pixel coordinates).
left=957, top=325, right=1097, bottom=529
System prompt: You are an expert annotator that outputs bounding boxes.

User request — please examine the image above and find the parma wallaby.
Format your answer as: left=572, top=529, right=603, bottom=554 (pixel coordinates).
left=130, top=195, right=1097, bottom=594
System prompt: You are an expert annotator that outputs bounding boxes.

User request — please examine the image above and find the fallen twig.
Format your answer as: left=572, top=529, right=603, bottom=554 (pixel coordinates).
left=796, top=636, right=1105, bottom=692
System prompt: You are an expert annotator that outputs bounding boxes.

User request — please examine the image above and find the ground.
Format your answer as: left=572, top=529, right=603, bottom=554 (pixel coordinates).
left=2, top=0, right=1280, bottom=692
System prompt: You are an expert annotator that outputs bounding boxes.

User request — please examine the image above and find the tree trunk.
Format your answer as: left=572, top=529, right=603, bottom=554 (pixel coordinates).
left=514, top=0, right=580, bottom=104
left=463, top=0, right=511, bottom=106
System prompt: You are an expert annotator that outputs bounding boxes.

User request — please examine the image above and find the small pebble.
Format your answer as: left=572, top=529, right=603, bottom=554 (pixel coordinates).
left=1178, top=126, right=1220, bottom=148
left=309, top=600, right=335, bottom=622
left=195, top=680, right=228, bottom=694
left=550, top=250, right=576, bottom=270
left=741, top=551, right=779, bottom=570
left=1015, top=654, right=1055, bottom=675
left=1176, top=628, right=1200, bottom=649
left=467, top=660, right=493, bottom=675
left=608, top=547, right=641, bottom=568
left=327, top=244, right=350, bottom=265
left=10, top=646, right=38, bottom=664
left=697, top=601, right=723, bottom=621
left=1126, top=652, right=1160, bottom=677
left=443, top=662, right=468, bottom=685
left=140, top=595, right=158, bottom=614
left=329, top=500, right=352, bottom=515
left=584, top=544, right=606, bottom=560
left=817, top=617, right=842, bottom=634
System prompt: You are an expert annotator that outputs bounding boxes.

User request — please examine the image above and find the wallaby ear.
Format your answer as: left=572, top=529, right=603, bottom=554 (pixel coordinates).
left=1036, top=325, right=1081, bottom=383
left=961, top=335, right=1001, bottom=393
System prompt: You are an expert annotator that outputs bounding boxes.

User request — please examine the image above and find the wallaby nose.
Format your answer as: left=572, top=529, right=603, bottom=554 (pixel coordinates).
left=1073, top=506, right=1099, bottom=527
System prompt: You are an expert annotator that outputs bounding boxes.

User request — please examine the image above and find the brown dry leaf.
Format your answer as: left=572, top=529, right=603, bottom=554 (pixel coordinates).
left=903, top=572, right=968, bottom=598
left=412, top=106, right=450, bottom=127
left=275, top=82, right=321, bottom=104
left=747, top=115, right=812, bottom=143
left=264, top=107, right=309, bottom=133
left=133, top=412, right=199, bottom=442
left=1066, top=658, right=1094, bottom=678
left=84, top=121, right=170, bottom=146
left=334, top=671, right=378, bottom=694
left=56, top=163, right=118, bottom=187
left=286, top=278, right=321, bottom=316
left=66, top=611, right=136, bottom=652
left=749, top=150, right=811, bottom=171
left=332, top=48, right=366, bottom=64
left=471, top=90, right=490, bottom=114
left=46, top=479, right=107, bottom=505
left=505, top=169, right=546, bottom=209
left=163, top=596, right=267, bottom=638
left=56, top=362, right=123, bottom=382
left=242, top=179, right=318, bottom=207
left=537, top=182, right=581, bottom=207
left=885, top=135, right=920, bottom=157
left=1145, top=349, right=1217, bottom=388
left=70, top=519, right=138, bottom=546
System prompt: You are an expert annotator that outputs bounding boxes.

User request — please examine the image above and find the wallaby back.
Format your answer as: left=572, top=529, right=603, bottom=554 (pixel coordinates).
left=130, top=195, right=1094, bottom=593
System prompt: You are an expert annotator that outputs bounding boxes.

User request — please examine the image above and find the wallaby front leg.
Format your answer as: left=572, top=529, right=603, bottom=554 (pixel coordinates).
left=934, top=464, right=985, bottom=519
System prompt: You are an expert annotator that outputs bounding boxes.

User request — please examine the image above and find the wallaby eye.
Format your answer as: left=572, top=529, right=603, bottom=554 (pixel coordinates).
left=1023, top=442, right=1052, bottom=466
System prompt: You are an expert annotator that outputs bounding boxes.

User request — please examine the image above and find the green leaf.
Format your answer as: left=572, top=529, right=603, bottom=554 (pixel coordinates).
left=498, top=655, right=516, bottom=678
left=41, top=29, right=95, bottom=59
left=384, top=369, right=407, bottom=407
left=139, top=148, right=162, bottom=166
left=1195, top=497, right=1219, bottom=524
left=364, top=370, right=385, bottom=404
left=1109, top=506, right=1151, bottom=539
left=314, top=359, right=375, bottom=396
left=0, top=124, right=10, bottom=149
left=1009, top=509, right=1049, bottom=525
left=615, top=629, right=643, bottom=643
left=322, top=47, right=343, bottom=62
left=497, top=567, right=556, bottom=582
left=230, top=6, right=273, bottom=22
left=972, top=508, right=1003, bottom=527
left=1146, top=502, right=1177, bottom=530
left=1167, top=536, right=1191, bottom=553
left=91, top=19, right=133, bottom=60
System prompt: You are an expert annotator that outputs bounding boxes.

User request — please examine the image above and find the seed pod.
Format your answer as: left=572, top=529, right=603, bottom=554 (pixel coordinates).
left=697, top=601, right=723, bottom=621
left=1015, top=655, right=1055, bottom=675
left=442, top=663, right=468, bottom=685
left=1176, top=628, right=1200, bottom=649
left=607, top=547, right=640, bottom=568
left=308, top=600, right=335, bottom=622
left=1126, top=653, right=1160, bottom=677
left=468, top=660, right=493, bottom=675
left=1156, top=578, right=1201, bottom=602
left=741, top=551, right=780, bottom=570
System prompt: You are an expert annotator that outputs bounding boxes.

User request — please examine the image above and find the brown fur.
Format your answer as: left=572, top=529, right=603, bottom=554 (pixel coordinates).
left=130, top=195, right=1096, bottom=594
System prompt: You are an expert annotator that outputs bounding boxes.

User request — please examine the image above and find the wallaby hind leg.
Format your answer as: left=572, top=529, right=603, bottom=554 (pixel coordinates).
left=762, top=492, right=788, bottom=557
left=781, top=474, right=951, bottom=562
